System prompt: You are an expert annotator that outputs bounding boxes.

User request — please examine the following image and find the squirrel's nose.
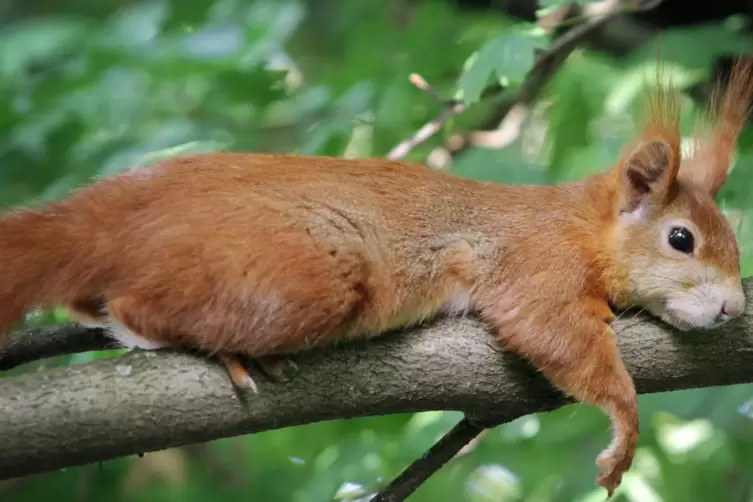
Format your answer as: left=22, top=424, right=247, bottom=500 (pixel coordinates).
left=715, top=303, right=731, bottom=323
left=717, top=301, right=744, bottom=322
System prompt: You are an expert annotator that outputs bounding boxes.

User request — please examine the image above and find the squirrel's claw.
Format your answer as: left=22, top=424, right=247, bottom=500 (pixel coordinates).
left=221, top=356, right=259, bottom=393
left=256, top=355, right=299, bottom=382
left=595, top=448, right=629, bottom=498
left=221, top=354, right=299, bottom=392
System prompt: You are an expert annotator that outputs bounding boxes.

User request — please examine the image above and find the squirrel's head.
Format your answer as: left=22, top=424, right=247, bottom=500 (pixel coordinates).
left=612, top=57, right=753, bottom=332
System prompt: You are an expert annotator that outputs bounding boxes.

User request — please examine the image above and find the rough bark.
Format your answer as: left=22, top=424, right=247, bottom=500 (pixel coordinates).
left=2, top=279, right=753, bottom=480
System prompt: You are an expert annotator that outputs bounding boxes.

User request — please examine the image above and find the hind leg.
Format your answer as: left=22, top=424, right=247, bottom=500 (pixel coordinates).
left=104, top=295, right=260, bottom=392
left=104, top=296, right=258, bottom=392
left=105, top=291, right=361, bottom=393
left=103, top=246, right=368, bottom=392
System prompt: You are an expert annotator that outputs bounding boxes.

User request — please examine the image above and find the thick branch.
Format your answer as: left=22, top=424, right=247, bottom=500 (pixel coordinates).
left=2, top=279, right=753, bottom=480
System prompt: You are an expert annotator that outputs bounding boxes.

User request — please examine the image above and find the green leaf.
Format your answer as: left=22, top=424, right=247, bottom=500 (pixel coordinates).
left=537, top=0, right=568, bottom=7
left=456, top=28, right=549, bottom=105
left=545, top=54, right=604, bottom=181
left=538, top=0, right=604, bottom=7
left=0, top=17, right=92, bottom=78
left=106, top=1, right=167, bottom=48
left=164, top=0, right=214, bottom=30
left=627, top=22, right=753, bottom=72
left=212, top=67, right=288, bottom=106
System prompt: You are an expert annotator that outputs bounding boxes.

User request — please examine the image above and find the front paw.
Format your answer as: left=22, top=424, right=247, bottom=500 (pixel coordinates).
left=595, top=448, right=631, bottom=498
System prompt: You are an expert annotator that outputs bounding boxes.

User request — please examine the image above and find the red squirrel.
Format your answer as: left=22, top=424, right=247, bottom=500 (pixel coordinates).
left=0, top=56, right=751, bottom=495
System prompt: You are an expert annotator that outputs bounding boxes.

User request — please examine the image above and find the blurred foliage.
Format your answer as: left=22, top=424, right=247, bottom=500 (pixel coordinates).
left=3, top=0, right=753, bottom=501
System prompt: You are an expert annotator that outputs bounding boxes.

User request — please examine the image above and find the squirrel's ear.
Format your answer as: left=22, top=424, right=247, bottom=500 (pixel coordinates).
left=618, top=138, right=679, bottom=214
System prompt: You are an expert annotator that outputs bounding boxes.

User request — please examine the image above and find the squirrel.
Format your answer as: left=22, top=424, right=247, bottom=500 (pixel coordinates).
left=0, top=55, right=751, bottom=496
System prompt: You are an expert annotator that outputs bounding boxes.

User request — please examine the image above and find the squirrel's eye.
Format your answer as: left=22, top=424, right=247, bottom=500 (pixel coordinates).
left=668, top=226, right=694, bottom=254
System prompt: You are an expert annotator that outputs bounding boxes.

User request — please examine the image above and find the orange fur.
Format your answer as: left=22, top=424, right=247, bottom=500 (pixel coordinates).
left=0, top=56, right=751, bottom=496
left=685, top=57, right=753, bottom=195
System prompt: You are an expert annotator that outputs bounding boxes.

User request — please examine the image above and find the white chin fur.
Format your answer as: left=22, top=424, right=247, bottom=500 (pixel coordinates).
left=658, top=310, right=710, bottom=332
left=656, top=282, right=745, bottom=331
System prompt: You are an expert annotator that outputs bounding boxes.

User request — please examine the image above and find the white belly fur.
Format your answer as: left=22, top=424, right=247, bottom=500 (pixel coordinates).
left=79, top=291, right=475, bottom=351
left=78, top=319, right=166, bottom=350
left=438, top=291, right=473, bottom=316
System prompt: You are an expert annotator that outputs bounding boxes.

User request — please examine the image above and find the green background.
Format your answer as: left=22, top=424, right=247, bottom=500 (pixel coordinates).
left=2, top=0, right=753, bottom=501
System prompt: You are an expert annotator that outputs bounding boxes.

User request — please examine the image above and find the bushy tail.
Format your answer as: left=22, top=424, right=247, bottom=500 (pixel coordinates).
left=0, top=206, right=88, bottom=338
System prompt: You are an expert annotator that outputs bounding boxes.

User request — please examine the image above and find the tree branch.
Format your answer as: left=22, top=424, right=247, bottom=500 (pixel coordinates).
left=371, top=416, right=486, bottom=502
left=420, top=0, right=672, bottom=171
left=2, top=278, right=753, bottom=481
left=428, top=0, right=629, bottom=169
left=0, top=324, right=113, bottom=371
left=384, top=0, right=671, bottom=169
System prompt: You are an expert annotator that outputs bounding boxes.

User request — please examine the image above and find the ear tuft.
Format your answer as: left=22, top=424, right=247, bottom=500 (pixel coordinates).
left=621, top=139, right=677, bottom=213
left=618, top=54, right=683, bottom=214
left=682, top=55, right=753, bottom=197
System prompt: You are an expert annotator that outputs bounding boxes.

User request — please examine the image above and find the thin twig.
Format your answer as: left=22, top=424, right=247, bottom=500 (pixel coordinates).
left=383, top=0, right=629, bottom=167
left=371, top=416, right=486, bottom=502
left=388, top=0, right=622, bottom=165
left=430, top=0, right=629, bottom=169
left=386, top=103, right=465, bottom=161
left=424, top=0, right=669, bottom=170
left=385, top=74, right=467, bottom=160
left=408, top=73, right=451, bottom=106
left=386, top=70, right=508, bottom=162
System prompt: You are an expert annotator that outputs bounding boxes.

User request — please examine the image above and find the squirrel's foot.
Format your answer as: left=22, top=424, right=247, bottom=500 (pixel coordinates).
left=221, top=355, right=259, bottom=393
left=255, top=354, right=299, bottom=382
left=220, top=354, right=298, bottom=392
left=595, top=447, right=631, bottom=498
